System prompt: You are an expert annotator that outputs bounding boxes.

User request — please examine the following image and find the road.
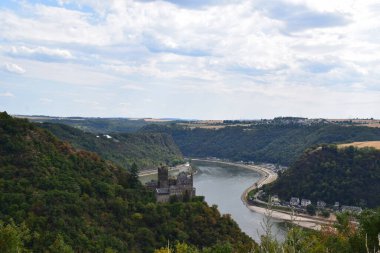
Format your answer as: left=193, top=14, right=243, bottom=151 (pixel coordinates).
left=235, top=163, right=336, bottom=230
left=138, top=163, right=191, bottom=177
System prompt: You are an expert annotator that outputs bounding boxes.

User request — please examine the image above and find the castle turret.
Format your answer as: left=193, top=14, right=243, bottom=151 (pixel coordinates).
left=158, top=166, right=168, bottom=188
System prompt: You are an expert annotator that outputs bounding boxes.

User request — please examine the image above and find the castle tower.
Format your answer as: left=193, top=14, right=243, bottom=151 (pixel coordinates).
left=158, top=166, right=168, bottom=188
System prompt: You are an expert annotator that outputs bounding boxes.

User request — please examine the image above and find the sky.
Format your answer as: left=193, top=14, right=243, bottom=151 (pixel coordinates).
left=0, top=0, right=380, bottom=119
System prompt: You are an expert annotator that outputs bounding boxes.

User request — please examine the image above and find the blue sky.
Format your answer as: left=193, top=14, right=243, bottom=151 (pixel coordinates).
left=0, top=0, right=379, bottom=119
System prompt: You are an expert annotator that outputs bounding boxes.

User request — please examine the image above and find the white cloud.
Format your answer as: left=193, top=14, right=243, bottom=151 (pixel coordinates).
left=0, top=92, right=15, bottom=97
left=121, top=84, right=146, bottom=91
left=2, top=62, right=25, bottom=74
left=0, top=0, right=380, bottom=118
left=10, top=46, right=74, bottom=60
left=39, top=98, right=53, bottom=103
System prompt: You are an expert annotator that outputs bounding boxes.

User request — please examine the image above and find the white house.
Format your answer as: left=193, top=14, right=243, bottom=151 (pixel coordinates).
left=317, top=200, right=326, bottom=208
left=301, top=199, right=311, bottom=207
left=290, top=197, right=300, bottom=206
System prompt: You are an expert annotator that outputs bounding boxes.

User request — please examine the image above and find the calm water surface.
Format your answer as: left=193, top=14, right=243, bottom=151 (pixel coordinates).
left=193, top=161, right=286, bottom=242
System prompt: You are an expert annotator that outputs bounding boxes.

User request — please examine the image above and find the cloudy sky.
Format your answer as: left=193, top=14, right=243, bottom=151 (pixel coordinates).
left=1, top=0, right=380, bottom=119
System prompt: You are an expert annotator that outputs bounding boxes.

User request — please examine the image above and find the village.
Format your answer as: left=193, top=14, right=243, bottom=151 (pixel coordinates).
left=249, top=190, right=363, bottom=218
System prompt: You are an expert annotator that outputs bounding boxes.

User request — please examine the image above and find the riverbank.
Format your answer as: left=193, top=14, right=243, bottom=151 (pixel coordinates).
left=138, top=163, right=191, bottom=177
left=248, top=205, right=335, bottom=230
left=192, top=159, right=335, bottom=231
left=191, top=160, right=286, bottom=241
left=234, top=164, right=336, bottom=231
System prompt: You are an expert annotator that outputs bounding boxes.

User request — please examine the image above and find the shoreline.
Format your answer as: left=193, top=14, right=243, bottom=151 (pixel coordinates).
left=138, top=163, right=191, bottom=177
left=192, top=158, right=335, bottom=230
left=189, top=159, right=277, bottom=202
left=247, top=205, right=335, bottom=230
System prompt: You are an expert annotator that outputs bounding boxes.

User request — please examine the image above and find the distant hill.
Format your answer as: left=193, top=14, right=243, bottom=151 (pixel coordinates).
left=265, top=145, right=380, bottom=208
left=141, top=123, right=380, bottom=166
left=21, top=115, right=163, bottom=133
left=0, top=112, right=253, bottom=252
left=40, top=122, right=184, bottom=169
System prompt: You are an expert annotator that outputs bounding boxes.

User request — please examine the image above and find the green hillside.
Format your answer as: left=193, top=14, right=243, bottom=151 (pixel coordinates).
left=141, top=123, right=380, bottom=165
left=266, top=145, right=380, bottom=208
left=40, top=122, right=184, bottom=169
left=25, top=116, right=153, bottom=133
left=0, top=112, right=253, bottom=252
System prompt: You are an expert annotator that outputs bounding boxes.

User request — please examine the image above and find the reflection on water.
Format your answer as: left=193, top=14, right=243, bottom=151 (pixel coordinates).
left=193, top=161, right=286, bottom=242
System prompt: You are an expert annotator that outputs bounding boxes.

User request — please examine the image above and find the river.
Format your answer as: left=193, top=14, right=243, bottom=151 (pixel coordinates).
left=139, top=161, right=287, bottom=242
left=192, top=160, right=286, bottom=242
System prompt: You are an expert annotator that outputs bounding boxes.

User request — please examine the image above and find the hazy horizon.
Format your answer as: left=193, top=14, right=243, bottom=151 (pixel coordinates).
left=1, top=0, right=380, bottom=119
left=11, top=112, right=379, bottom=121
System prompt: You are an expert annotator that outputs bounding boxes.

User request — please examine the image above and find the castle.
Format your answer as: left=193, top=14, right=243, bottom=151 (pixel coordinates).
left=146, top=166, right=196, bottom=202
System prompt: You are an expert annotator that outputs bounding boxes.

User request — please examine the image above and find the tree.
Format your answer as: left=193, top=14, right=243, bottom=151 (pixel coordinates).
left=129, top=162, right=139, bottom=188
left=0, top=221, right=29, bottom=253
left=358, top=208, right=380, bottom=251
left=48, top=234, right=74, bottom=253
left=175, top=242, right=199, bottom=253
left=202, top=243, right=233, bottom=253
left=306, top=204, right=316, bottom=216
left=321, top=210, right=330, bottom=218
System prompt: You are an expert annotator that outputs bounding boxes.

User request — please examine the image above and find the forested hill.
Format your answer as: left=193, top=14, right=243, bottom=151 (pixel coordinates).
left=40, top=122, right=184, bottom=169
left=0, top=112, right=254, bottom=252
left=24, top=116, right=153, bottom=133
left=141, top=124, right=380, bottom=165
left=266, top=145, right=380, bottom=208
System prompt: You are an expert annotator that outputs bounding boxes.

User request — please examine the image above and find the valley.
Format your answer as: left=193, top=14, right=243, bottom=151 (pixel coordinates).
left=1, top=113, right=380, bottom=252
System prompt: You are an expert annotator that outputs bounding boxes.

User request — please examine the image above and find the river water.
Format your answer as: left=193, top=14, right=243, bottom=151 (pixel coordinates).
left=192, top=160, right=286, bottom=242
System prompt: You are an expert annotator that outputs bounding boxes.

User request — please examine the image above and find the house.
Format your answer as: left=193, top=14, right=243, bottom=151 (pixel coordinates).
left=341, top=205, right=362, bottom=214
left=317, top=200, right=326, bottom=209
left=334, top=202, right=340, bottom=210
left=270, top=195, right=280, bottom=204
left=301, top=199, right=312, bottom=207
left=290, top=197, right=300, bottom=206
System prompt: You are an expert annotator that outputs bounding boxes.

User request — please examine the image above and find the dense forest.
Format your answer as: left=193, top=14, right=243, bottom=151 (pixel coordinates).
left=266, top=145, right=380, bottom=208
left=0, top=112, right=253, bottom=252
left=141, top=123, right=380, bottom=165
left=40, top=122, right=184, bottom=169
